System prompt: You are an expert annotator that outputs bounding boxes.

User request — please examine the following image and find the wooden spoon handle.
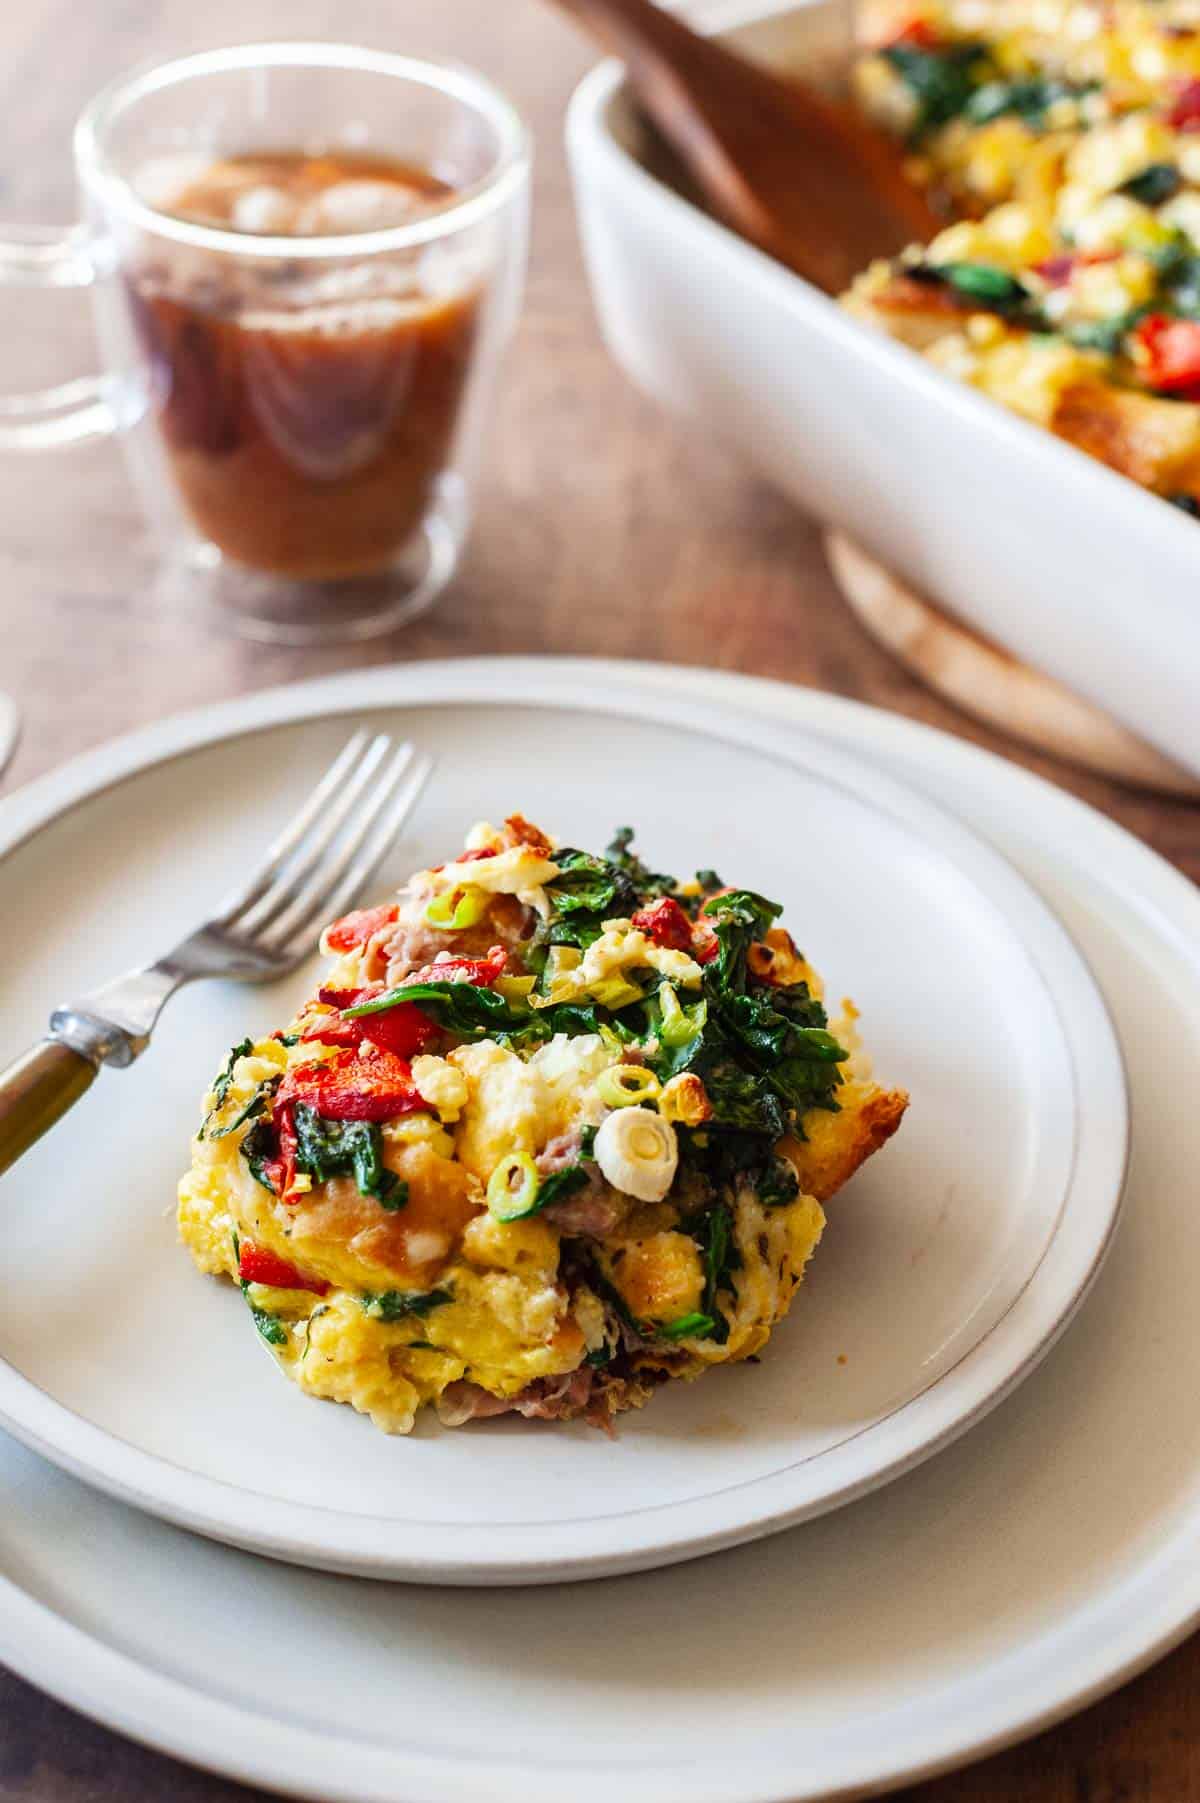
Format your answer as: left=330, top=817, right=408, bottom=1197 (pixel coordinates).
left=547, top=0, right=940, bottom=291
left=554, top=0, right=779, bottom=236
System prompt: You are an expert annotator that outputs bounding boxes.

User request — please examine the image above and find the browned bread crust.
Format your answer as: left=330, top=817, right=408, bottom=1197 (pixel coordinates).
left=782, top=1083, right=910, bottom=1205
left=1051, top=381, right=1200, bottom=490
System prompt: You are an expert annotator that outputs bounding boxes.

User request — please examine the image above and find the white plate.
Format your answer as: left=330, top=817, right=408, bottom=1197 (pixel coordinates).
left=0, top=665, right=1124, bottom=1585
left=0, top=659, right=1194, bottom=1803
left=0, top=691, right=16, bottom=779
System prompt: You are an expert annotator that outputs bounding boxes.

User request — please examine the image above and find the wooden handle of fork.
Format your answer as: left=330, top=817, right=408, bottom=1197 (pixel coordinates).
left=0, top=1040, right=98, bottom=1178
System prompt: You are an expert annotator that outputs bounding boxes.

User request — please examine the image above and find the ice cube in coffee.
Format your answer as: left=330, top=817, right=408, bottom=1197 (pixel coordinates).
left=128, top=152, right=481, bottom=582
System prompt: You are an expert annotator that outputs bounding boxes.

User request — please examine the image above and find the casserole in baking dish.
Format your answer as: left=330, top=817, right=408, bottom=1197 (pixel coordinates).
left=567, top=0, right=1200, bottom=775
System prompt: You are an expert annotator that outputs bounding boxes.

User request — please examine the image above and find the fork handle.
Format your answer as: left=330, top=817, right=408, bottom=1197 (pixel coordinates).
left=0, top=1040, right=98, bottom=1178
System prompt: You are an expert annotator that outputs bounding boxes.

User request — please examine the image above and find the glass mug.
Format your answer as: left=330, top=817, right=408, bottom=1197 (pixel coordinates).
left=0, top=44, right=530, bottom=643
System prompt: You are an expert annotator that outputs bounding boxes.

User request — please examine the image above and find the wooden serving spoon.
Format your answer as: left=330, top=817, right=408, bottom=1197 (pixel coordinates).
left=550, top=0, right=941, bottom=294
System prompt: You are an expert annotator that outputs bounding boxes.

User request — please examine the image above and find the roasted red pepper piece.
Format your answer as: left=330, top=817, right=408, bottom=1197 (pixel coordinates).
left=238, top=1239, right=330, bottom=1295
left=359, top=1006, right=439, bottom=1058
left=400, top=945, right=508, bottom=989
left=317, top=985, right=375, bottom=1007
left=276, top=1044, right=425, bottom=1124
left=1169, top=77, right=1200, bottom=132
left=880, top=15, right=940, bottom=48
left=1034, top=254, right=1079, bottom=288
left=301, top=1016, right=363, bottom=1049
left=323, top=904, right=399, bottom=953
left=632, top=896, right=694, bottom=952
left=689, top=891, right=736, bottom=964
left=1032, top=250, right=1116, bottom=287
left=1136, top=314, right=1200, bottom=397
left=304, top=987, right=371, bottom=1049
left=304, top=987, right=439, bottom=1057
left=260, top=1103, right=299, bottom=1203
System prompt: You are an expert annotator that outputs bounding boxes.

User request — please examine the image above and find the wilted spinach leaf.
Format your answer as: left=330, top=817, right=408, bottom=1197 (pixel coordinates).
left=208, top=1074, right=280, bottom=1142
left=604, top=826, right=678, bottom=902
left=758, top=1157, right=801, bottom=1207
left=350, top=980, right=600, bottom=1047
left=536, top=1162, right=592, bottom=1212
left=240, top=1118, right=281, bottom=1193
left=915, top=260, right=1039, bottom=320
left=199, top=1037, right=253, bottom=1138
left=546, top=848, right=639, bottom=919
left=538, top=1128, right=601, bottom=1213
left=684, top=1129, right=801, bottom=1210
left=658, top=1311, right=717, bottom=1340
left=1152, top=242, right=1200, bottom=317
left=232, top=1235, right=291, bottom=1345
left=1119, top=163, right=1181, bottom=207
left=1062, top=309, right=1146, bottom=353
left=882, top=41, right=993, bottom=133
left=244, top=1297, right=289, bottom=1346
left=361, top=1288, right=452, bottom=1322
left=965, top=75, right=1093, bottom=126
left=701, top=889, right=781, bottom=996
left=720, top=988, right=841, bottom=1066
left=701, top=1056, right=790, bottom=1138
left=545, top=913, right=606, bottom=952
left=291, top=1103, right=401, bottom=1206
left=211, top=1038, right=251, bottom=1108
left=697, top=1202, right=737, bottom=1345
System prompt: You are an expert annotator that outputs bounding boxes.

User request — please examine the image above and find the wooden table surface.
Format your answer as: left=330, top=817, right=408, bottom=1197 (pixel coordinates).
left=2, top=0, right=1199, bottom=1797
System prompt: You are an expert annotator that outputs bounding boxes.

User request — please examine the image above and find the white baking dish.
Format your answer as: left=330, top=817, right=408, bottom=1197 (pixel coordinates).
left=566, top=0, right=1200, bottom=776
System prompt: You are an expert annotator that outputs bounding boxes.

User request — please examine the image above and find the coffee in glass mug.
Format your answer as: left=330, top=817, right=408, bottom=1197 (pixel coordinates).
left=0, top=46, right=530, bottom=641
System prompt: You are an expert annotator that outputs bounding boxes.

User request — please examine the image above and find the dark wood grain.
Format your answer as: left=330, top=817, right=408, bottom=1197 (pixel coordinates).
left=1, top=1, right=1198, bottom=1798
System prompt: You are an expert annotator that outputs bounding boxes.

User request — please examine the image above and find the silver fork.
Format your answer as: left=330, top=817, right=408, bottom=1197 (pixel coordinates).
left=0, top=728, right=433, bottom=1178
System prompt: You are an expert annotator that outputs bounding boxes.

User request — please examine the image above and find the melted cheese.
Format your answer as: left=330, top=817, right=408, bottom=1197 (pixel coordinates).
left=448, top=1041, right=552, bottom=1180
left=543, top=920, right=702, bottom=1005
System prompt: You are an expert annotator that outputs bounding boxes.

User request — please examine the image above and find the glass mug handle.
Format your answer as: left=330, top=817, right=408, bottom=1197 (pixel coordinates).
left=0, top=223, right=119, bottom=450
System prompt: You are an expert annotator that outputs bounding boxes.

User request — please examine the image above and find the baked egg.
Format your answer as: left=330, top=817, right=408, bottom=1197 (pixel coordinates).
left=178, top=816, right=907, bottom=1432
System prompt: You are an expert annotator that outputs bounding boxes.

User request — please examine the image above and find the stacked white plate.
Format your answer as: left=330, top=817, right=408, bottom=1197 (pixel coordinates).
left=0, top=693, right=17, bottom=780
left=1, top=658, right=1197, bottom=1802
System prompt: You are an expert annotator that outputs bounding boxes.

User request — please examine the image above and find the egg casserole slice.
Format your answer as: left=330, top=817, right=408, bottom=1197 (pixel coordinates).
left=178, top=817, right=907, bottom=1434
left=847, top=0, right=1200, bottom=515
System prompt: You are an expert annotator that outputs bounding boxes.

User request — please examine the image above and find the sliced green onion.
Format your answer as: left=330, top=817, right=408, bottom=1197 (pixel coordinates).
left=596, top=1064, right=661, bottom=1109
left=544, top=943, right=581, bottom=979
left=424, top=885, right=488, bottom=930
left=496, top=974, right=537, bottom=1001
left=487, top=1151, right=542, bottom=1221
left=598, top=1021, right=637, bottom=1053
left=589, top=975, right=644, bottom=1010
left=658, top=983, right=707, bottom=1049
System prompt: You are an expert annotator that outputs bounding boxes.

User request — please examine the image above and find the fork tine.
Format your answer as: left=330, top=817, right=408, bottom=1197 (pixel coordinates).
left=212, top=728, right=374, bottom=927
left=287, top=753, right=436, bottom=957
left=230, top=733, right=393, bottom=937
left=260, top=745, right=430, bottom=956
